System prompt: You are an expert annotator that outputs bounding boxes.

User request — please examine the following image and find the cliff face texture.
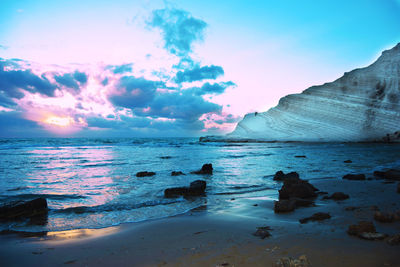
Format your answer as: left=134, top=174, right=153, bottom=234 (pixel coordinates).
left=228, top=43, right=400, bottom=142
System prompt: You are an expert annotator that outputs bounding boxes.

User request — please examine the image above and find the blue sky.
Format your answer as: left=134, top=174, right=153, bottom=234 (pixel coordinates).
left=0, top=0, right=399, bottom=137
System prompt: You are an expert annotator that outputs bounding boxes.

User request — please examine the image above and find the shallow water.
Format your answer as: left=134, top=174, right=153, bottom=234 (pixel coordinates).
left=1, top=138, right=400, bottom=231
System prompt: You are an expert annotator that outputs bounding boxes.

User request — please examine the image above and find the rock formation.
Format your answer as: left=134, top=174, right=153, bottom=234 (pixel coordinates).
left=204, top=43, right=400, bottom=142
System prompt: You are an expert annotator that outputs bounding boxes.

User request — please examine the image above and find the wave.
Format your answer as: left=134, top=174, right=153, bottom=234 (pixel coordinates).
left=53, top=199, right=183, bottom=214
left=1, top=193, right=86, bottom=201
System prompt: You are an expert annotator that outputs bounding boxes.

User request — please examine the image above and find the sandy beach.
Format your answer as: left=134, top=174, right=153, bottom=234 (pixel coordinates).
left=1, top=175, right=400, bottom=267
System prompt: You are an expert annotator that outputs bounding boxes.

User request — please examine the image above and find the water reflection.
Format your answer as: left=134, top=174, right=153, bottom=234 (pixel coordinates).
left=27, top=146, right=117, bottom=209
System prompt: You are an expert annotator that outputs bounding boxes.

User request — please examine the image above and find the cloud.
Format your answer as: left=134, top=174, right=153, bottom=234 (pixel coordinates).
left=196, top=81, right=236, bottom=95
left=0, top=111, right=44, bottom=137
left=106, top=63, right=133, bottom=74
left=54, top=70, right=88, bottom=92
left=134, top=90, right=222, bottom=121
left=148, top=8, right=207, bottom=57
left=0, top=45, right=9, bottom=50
left=0, top=60, right=57, bottom=98
left=108, top=76, right=165, bottom=109
left=175, top=65, right=224, bottom=83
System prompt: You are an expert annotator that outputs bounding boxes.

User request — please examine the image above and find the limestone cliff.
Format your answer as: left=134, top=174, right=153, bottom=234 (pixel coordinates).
left=206, top=43, right=400, bottom=142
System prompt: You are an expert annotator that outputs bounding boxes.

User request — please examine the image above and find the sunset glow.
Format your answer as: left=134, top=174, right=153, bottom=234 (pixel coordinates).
left=44, top=116, right=73, bottom=127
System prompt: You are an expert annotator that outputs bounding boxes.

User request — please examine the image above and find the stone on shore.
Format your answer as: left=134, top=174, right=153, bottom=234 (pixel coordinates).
left=343, top=174, right=366, bottom=180
left=274, top=198, right=314, bottom=213
left=191, top=164, right=213, bottom=175
left=253, top=226, right=272, bottom=239
left=136, top=171, right=156, bottom=177
left=0, top=198, right=48, bottom=220
left=387, top=234, right=400, bottom=245
left=373, top=169, right=400, bottom=180
left=275, top=255, right=309, bottom=267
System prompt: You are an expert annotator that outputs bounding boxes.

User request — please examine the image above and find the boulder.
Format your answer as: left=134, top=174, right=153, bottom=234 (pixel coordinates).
left=347, top=221, right=376, bottom=237
left=343, top=174, right=366, bottom=180
left=164, top=180, right=207, bottom=198
left=299, top=212, right=331, bottom=224
left=136, top=171, right=156, bottom=177
left=0, top=198, right=48, bottom=220
left=344, top=160, right=352, bottom=163
left=373, top=169, right=400, bottom=180
left=273, top=171, right=300, bottom=181
left=278, top=178, right=318, bottom=199
left=171, top=171, right=185, bottom=176
left=191, top=164, right=213, bottom=175
left=323, top=192, right=350, bottom=200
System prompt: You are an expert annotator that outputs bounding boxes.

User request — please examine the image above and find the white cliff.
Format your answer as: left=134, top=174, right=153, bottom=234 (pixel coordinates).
left=211, top=43, right=400, bottom=142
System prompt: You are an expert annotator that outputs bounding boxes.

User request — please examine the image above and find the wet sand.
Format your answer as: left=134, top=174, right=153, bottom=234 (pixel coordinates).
left=1, top=177, right=400, bottom=267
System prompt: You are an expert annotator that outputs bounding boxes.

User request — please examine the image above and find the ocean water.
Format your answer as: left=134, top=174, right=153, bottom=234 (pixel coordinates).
left=1, top=138, right=400, bottom=232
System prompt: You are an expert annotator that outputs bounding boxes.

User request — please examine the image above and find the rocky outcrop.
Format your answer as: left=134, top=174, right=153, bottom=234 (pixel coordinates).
left=191, top=164, right=213, bottom=175
left=164, top=180, right=207, bottom=198
left=0, top=198, right=48, bottom=221
left=136, top=171, right=156, bottom=177
left=202, top=43, right=400, bottom=142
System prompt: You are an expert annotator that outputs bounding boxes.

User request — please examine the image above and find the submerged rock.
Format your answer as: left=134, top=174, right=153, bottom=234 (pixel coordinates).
left=171, top=171, right=185, bottom=176
left=299, top=212, right=331, bottom=224
left=0, top=198, right=48, bottom=221
left=191, top=164, right=213, bottom=175
left=323, top=192, right=350, bottom=200
left=279, top=178, right=318, bottom=199
left=273, top=171, right=300, bottom=181
left=342, top=174, right=366, bottom=180
left=164, top=180, right=207, bottom=198
left=344, top=160, right=352, bottom=163
left=136, top=171, right=156, bottom=177
left=253, top=226, right=272, bottom=239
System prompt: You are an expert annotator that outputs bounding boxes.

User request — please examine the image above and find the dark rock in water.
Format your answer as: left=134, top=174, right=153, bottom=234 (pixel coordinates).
left=323, top=192, right=350, bottom=200
left=274, top=199, right=296, bottom=213
left=253, top=226, right=272, bottom=239
left=295, top=155, right=307, bottom=158
left=171, top=171, right=185, bottom=176
left=384, top=169, right=400, bottom=180
left=0, top=198, right=48, bottom=221
left=344, top=160, right=352, bottom=163
left=299, top=212, right=331, bottom=224
left=373, top=171, right=386, bottom=178
left=191, top=163, right=213, bottom=175
left=373, top=169, right=400, bottom=180
left=160, top=156, right=172, bottom=159
left=291, top=198, right=315, bottom=207
left=278, top=178, right=318, bottom=199
left=273, top=171, right=300, bottom=181
left=374, top=211, right=395, bottom=223
left=136, top=171, right=156, bottom=177
left=164, top=180, right=207, bottom=198
left=387, top=234, right=400, bottom=245
left=345, top=206, right=360, bottom=211
left=189, top=180, right=207, bottom=193
left=343, top=174, right=366, bottom=180
left=347, top=221, right=376, bottom=237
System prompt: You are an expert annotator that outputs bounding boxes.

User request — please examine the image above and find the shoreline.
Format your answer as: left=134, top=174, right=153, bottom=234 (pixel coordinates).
left=1, top=176, right=400, bottom=266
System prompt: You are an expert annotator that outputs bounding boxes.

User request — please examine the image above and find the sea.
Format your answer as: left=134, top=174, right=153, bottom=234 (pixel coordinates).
left=1, top=138, right=400, bottom=232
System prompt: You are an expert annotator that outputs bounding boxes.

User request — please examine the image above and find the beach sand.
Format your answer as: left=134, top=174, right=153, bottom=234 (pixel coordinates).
left=1, top=178, right=400, bottom=267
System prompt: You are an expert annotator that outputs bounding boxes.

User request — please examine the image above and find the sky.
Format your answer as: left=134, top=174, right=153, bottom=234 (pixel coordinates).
left=0, top=0, right=399, bottom=138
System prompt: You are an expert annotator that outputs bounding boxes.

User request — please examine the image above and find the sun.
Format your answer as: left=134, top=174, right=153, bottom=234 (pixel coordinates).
left=44, top=116, right=73, bottom=127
